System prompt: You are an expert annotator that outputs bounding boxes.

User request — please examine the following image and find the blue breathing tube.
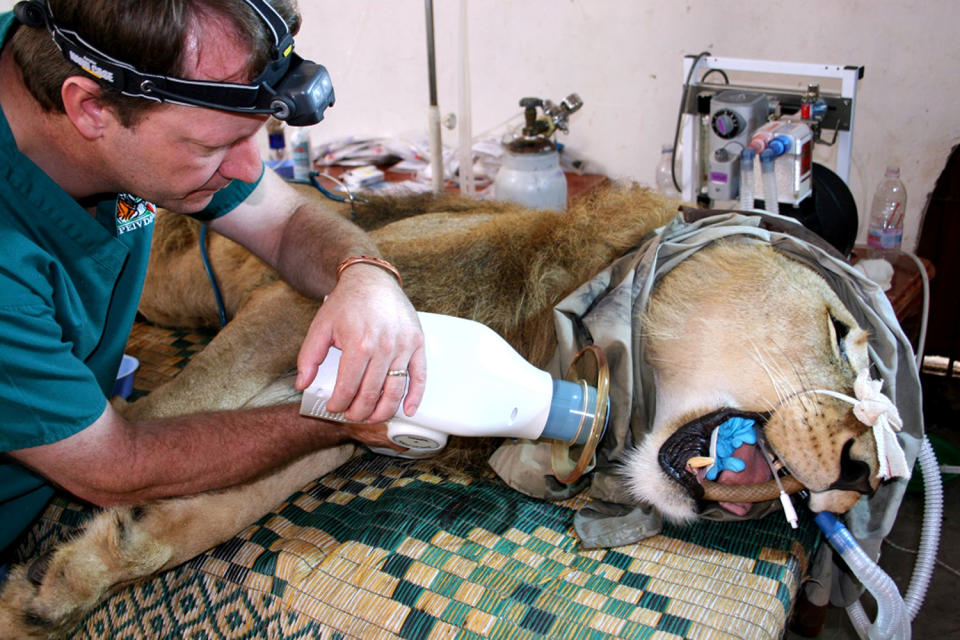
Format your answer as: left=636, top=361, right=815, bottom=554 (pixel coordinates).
left=815, top=511, right=911, bottom=639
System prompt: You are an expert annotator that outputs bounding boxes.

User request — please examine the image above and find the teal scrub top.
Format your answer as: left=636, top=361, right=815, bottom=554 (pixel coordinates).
left=0, top=10, right=263, bottom=550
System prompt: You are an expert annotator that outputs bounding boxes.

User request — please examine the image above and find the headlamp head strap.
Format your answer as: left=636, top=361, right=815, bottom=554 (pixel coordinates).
left=13, top=0, right=333, bottom=125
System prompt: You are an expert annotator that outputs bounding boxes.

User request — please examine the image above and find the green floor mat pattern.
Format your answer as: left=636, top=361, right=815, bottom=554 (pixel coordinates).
left=20, top=452, right=819, bottom=639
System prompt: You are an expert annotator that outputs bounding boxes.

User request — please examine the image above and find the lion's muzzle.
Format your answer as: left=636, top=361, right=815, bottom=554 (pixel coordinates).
left=658, top=398, right=881, bottom=517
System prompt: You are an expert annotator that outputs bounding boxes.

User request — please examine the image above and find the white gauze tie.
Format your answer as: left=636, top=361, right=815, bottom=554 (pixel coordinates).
left=803, top=369, right=909, bottom=481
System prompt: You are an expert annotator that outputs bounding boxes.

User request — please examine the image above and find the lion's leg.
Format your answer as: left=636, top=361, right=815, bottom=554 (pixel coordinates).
left=0, top=444, right=353, bottom=639
left=125, top=280, right=318, bottom=420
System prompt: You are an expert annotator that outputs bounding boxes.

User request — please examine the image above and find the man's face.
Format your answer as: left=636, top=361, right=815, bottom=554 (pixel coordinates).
left=103, top=13, right=270, bottom=213
left=110, top=104, right=268, bottom=213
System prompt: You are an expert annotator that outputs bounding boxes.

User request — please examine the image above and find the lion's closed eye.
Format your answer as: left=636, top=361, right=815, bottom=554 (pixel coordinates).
left=827, top=312, right=850, bottom=364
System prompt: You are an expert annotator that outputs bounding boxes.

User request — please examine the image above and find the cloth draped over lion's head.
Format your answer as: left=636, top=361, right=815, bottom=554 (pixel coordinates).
left=490, top=209, right=922, bottom=550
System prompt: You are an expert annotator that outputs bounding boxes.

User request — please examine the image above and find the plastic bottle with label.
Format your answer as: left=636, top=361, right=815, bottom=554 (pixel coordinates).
left=655, top=144, right=680, bottom=198
left=291, top=128, right=312, bottom=182
left=866, top=166, right=907, bottom=258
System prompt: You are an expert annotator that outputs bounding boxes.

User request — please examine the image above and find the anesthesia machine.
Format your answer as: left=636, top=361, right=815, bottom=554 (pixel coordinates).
left=674, top=56, right=864, bottom=255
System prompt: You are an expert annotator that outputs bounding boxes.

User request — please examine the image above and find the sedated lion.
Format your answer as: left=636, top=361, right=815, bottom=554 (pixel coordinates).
left=0, top=183, right=911, bottom=638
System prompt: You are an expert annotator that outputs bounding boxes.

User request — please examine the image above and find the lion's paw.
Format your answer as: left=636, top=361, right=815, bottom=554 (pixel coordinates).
left=0, top=507, right=172, bottom=639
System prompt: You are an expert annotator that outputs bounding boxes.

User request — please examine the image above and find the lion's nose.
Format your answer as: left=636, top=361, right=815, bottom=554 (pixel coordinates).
left=827, top=439, right=875, bottom=493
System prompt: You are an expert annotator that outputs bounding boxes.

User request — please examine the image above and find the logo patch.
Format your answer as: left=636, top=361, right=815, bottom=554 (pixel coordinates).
left=116, top=194, right=156, bottom=235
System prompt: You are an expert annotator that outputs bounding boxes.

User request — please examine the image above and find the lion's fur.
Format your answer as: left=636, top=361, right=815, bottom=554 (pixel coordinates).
left=152, top=183, right=676, bottom=366
left=0, top=183, right=886, bottom=638
left=370, top=185, right=676, bottom=368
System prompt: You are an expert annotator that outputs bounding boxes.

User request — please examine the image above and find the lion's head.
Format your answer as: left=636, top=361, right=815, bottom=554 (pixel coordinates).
left=623, top=239, right=886, bottom=523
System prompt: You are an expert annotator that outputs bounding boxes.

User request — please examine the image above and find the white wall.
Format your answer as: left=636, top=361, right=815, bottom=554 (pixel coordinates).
left=4, top=0, right=957, bottom=251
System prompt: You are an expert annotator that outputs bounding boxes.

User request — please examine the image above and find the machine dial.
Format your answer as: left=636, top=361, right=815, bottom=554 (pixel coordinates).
left=711, top=108, right=744, bottom=139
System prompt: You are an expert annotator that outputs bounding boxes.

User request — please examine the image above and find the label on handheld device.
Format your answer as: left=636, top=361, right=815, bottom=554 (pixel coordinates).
left=301, top=394, right=350, bottom=423
left=300, top=348, right=351, bottom=422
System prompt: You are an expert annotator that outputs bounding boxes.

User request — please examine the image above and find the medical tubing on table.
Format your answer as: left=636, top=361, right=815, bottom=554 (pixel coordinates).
left=816, top=511, right=911, bottom=639
left=760, top=149, right=778, bottom=216
left=739, top=147, right=756, bottom=210
left=309, top=171, right=349, bottom=203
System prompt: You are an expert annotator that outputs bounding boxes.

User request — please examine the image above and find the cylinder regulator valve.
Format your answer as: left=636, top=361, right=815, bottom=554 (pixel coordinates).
left=519, top=97, right=552, bottom=141
left=542, top=93, right=584, bottom=135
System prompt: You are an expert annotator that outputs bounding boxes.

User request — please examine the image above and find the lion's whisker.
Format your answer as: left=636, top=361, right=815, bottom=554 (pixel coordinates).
left=749, top=340, right=791, bottom=409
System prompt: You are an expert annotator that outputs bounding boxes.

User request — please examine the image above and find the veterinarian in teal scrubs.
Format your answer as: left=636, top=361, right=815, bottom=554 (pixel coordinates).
left=0, top=0, right=425, bottom=563
left=0, top=68, right=258, bottom=550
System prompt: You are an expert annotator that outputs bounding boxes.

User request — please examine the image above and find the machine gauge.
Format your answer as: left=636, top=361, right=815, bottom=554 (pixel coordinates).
left=711, top=108, right=744, bottom=139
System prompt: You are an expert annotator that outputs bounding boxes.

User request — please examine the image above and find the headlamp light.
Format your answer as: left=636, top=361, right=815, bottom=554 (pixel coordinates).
left=14, top=0, right=334, bottom=126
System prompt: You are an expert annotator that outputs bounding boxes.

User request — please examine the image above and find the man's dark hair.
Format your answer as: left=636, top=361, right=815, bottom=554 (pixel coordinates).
left=9, top=0, right=301, bottom=126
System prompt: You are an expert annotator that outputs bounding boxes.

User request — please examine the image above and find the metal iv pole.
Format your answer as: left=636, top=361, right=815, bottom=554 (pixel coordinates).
left=424, top=0, right=443, bottom=194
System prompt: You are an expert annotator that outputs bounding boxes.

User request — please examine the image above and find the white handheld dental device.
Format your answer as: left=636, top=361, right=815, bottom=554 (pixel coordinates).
left=300, top=311, right=608, bottom=463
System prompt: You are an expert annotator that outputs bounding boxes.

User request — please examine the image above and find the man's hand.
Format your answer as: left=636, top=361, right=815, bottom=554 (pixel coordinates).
left=208, top=170, right=426, bottom=425
left=295, top=262, right=426, bottom=424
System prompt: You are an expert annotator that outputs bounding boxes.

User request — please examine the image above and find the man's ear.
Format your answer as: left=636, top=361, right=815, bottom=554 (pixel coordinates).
left=61, top=76, right=114, bottom=139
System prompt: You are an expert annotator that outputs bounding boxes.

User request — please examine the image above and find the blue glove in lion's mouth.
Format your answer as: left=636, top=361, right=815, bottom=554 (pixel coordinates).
left=658, top=408, right=782, bottom=515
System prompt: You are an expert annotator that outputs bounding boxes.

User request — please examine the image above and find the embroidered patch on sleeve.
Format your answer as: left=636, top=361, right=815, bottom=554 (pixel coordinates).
left=116, top=193, right=156, bottom=234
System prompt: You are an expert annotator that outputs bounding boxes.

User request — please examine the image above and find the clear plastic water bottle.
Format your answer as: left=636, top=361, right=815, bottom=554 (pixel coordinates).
left=655, top=144, right=680, bottom=198
left=866, top=166, right=907, bottom=258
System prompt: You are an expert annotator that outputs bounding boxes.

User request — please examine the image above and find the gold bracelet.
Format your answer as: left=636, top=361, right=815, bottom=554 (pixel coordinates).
left=336, top=255, right=403, bottom=287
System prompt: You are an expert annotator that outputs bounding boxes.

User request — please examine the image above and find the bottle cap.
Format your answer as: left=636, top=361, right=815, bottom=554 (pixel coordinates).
left=885, top=166, right=900, bottom=178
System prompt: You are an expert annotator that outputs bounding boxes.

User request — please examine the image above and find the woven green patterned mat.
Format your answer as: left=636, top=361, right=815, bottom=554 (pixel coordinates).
left=20, top=452, right=820, bottom=639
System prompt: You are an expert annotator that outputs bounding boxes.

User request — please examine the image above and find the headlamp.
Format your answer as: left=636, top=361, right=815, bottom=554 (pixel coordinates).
left=13, top=0, right=334, bottom=126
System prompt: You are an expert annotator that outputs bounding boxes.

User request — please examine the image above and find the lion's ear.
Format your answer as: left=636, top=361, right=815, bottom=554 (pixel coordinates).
left=844, top=327, right=871, bottom=374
